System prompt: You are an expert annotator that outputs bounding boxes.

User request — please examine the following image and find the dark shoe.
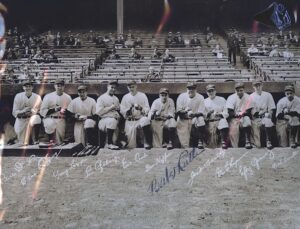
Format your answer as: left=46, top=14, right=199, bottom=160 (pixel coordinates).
left=167, top=142, right=173, bottom=150
left=245, top=142, right=252, bottom=149
left=266, top=141, right=273, bottom=150
left=197, top=141, right=204, bottom=149
left=144, top=143, right=151, bottom=150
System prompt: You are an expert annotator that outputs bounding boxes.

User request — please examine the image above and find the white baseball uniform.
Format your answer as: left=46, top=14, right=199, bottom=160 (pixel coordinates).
left=149, top=97, right=177, bottom=147
left=250, top=91, right=276, bottom=147
left=276, top=96, right=300, bottom=147
left=12, top=92, right=42, bottom=144
left=204, top=96, right=229, bottom=148
left=176, top=92, right=206, bottom=148
left=67, top=96, right=96, bottom=145
left=40, top=92, right=72, bottom=144
left=120, top=91, right=151, bottom=148
left=226, top=93, right=253, bottom=148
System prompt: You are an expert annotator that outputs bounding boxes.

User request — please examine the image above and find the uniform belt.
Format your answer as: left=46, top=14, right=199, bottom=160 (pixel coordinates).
left=127, top=118, right=140, bottom=121
left=18, top=116, right=30, bottom=119
left=49, top=115, right=65, bottom=119
left=208, top=119, right=221, bottom=122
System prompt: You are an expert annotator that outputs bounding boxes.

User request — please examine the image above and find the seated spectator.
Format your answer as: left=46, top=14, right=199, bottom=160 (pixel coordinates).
left=280, top=35, right=289, bottom=47
left=149, top=35, right=158, bottom=48
left=269, top=45, right=280, bottom=57
left=134, top=37, right=143, bottom=48
left=206, top=32, right=213, bottom=43
left=288, top=30, right=294, bottom=41
left=107, top=49, right=120, bottom=60
left=124, top=36, right=135, bottom=48
left=96, top=36, right=107, bottom=48
left=208, top=36, right=218, bottom=47
left=54, top=33, right=64, bottom=48
left=151, top=48, right=162, bottom=59
left=165, top=36, right=174, bottom=48
left=162, top=49, right=175, bottom=63
left=114, top=35, right=125, bottom=49
left=247, top=44, right=259, bottom=56
left=175, top=36, right=185, bottom=48
left=142, top=66, right=161, bottom=82
left=282, top=46, right=294, bottom=58
left=128, top=47, right=143, bottom=60
left=212, top=44, right=224, bottom=57
left=190, top=34, right=201, bottom=48
left=88, top=59, right=95, bottom=74
left=239, top=34, right=246, bottom=47
left=4, top=48, right=17, bottom=60
left=32, top=50, right=45, bottom=63
left=277, top=30, right=284, bottom=40
left=73, top=37, right=81, bottom=48
left=44, top=50, right=58, bottom=63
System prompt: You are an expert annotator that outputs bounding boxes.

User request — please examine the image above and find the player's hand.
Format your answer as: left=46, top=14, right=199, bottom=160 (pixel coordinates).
left=78, top=115, right=87, bottom=121
left=55, top=106, right=62, bottom=112
left=283, top=108, right=289, bottom=114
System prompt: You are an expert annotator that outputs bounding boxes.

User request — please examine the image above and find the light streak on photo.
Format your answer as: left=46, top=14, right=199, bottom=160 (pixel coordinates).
left=156, top=0, right=171, bottom=36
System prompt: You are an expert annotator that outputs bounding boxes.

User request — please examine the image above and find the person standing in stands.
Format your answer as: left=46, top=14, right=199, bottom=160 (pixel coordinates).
left=149, top=88, right=177, bottom=149
left=40, top=79, right=72, bottom=144
left=120, top=80, right=152, bottom=149
left=204, top=84, right=229, bottom=149
left=226, top=82, right=253, bottom=149
left=176, top=82, right=206, bottom=149
left=276, top=85, right=300, bottom=148
left=67, top=85, right=97, bottom=146
left=12, top=80, right=42, bottom=145
left=96, top=81, right=120, bottom=150
left=227, top=33, right=238, bottom=66
left=250, top=80, right=276, bottom=149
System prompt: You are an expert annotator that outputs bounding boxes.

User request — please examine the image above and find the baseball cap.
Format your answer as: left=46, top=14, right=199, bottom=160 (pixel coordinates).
left=22, top=80, right=33, bottom=86
left=108, top=80, right=119, bottom=86
left=127, top=80, right=137, bottom=86
left=159, top=88, right=169, bottom=94
left=206, top=84, right=216, bottom=91
left=235, top=82, right=245, bottom=89
left=252, top=79, right=263, bottom=86
left=55, top=79, right=65, bottom=85
left=77, top=85, right=87, bottom=91
left=187, top=82, right=197, bottom=89
left=284, top=85, right=295, bottom=92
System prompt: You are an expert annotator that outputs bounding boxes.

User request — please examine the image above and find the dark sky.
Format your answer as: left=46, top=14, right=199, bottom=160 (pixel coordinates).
left=1, top=0, right=299, bottom=32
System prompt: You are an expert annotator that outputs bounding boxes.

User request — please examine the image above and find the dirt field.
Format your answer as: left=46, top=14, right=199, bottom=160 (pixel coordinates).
left=0, top=147, right=299, bottom=229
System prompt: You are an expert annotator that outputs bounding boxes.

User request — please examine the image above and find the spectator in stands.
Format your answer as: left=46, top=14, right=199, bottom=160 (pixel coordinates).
left=204, top=84, right=229, bottom=149
left=269, top=45, right=280, bottom=57
left=115, top=35, right=125, bottom=49
left=288, top=31, right=294, bottom=41
left=176, top=82, right=206, bottom=149
left=226, top=82, right=253, bottom=149
left=96, top=36, right=107, bottom=48
left=175, top=36, right=185, bottom=48
left=124, top=35, right=135, bottom=48
left=276, top=85, right=300, bottom=148
left=165, top=36, right=174, bottom=48
left=208, top=35, right=218, bottom=47
left=291, top=35, right=299, bottom=46
left=277, top=30, right=284, bottom=40
left=206, top=32, right=214, bottom=43
left=134, top=37, right=143, bottom=48
left=44, top=50, right=58, bottom=63
left=190, top=34, right=201, bottom=48
left=212, top=44, right=224, bottom=58
left=250, top=80, right=276, bottom=149
left=107, top=48, right=120, bottom=60
left=4, top=48, right=17, bottom=60
left=142, top=66, right=161, bottom=82
left=247, top=44, right=259, bottom=56
left=128, top=47, right=143, bottom=60
left=32, top=50, right=45, bottom=63
left=149, top=88, right=177, bottom=149
left=149, top=35, right=158, bottom=48
left=73, top=37, right=81, bottom=48
left=151, top=48, right=162, bottom=60
left=239, top=34, right=246, bottom=47
left=282, top=46, right=294, bottom=58
left=22, top=46, right=32, bottom=58
left=280, top=35, right=289, bottom=47
left=162, top=49, right=175, bottom=63
left=67, top=85, right=97, bottom=146
left=227, top=33, right=238, bottom=65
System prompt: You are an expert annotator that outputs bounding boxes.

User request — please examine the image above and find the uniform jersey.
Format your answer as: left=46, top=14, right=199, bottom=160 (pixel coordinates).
left=149, top=97, right=175, bottom=119
left=12, top=92, right=42, bottom=118
left=276, top=96, right=300, bottom=117
left=176, top=92, right=205, bottom=114
left=96, top=93, right=120, bottom=118
left=40, top=92, right=72, bottom=117
left=250, top=91, right=276, bottom=114
left=120, top=92, right=150, bottom=119
left=204, top=96, right=227, bottom=119
left=226, top=93, right=253, bottom=115
left=68, top=97, right=96, bottom=116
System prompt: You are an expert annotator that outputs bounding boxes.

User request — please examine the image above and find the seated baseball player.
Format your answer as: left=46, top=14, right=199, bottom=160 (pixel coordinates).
left=120, top=80, right=152, bottom=149
left=176, top=82, right=206, bottom=149
left=226, top=82, right=253, bottom=149
left=276, top=85, right=300, bottom=148
left=12, top=80, right=42, bottom=145
left=96, top=81, right=120, bottom=150
left=149, top=88, right=177, bottom=150
left=204, top=84, right=229, bottom=149
left=67, top=85, right=97, bottom=146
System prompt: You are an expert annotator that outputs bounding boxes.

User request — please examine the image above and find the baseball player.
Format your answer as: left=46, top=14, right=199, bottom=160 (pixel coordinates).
left=226, top=82, right=253, bottom=149
left=40, top=79, right=72, bottom=144
left=276, top=85, right=300, bottom=148
left=67, top=85, right=97, bottom=146
left=120, top=80, right=152, bottom=149
left=149, top=88, right=177, bottom=149
left=250, top=80, right=276, bottom=149
left=176, top=82, right=206, bottom=149
left=12, top=80, right=42, bottom=145
left=204, top=84, right=229, bottom=149
left=96, top=81, right=120, bottom=150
